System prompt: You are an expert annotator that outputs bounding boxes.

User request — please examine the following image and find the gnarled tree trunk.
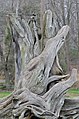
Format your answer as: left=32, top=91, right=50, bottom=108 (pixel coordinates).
left=0, top=9, right=78, bottom=119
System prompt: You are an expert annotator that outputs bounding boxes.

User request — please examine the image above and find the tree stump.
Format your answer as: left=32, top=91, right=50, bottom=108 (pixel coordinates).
left=0, top=10, right=78, bottom=119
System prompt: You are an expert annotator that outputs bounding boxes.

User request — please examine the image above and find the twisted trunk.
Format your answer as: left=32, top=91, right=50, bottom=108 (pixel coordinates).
left=0, top=10, right=78, bottom=119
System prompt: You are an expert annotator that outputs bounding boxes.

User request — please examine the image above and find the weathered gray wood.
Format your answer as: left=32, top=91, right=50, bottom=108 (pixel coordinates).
left=42, top=9, right=55, bottom=41
left=17, top=25, right=69, bottom=95
left=42, top=10, right=63, bottom=75
left=0, top=69, right=77, bottom=119
left=11, top=15, right=34, bottom=62
left=10, top=11, right=68, bottom=90
left=44, top=74, right=69, bottom=90
left=0, top=69, right=76, bottom=119
left=31, top=16, right=41, bottom=57
left=0, top=9, right=78, bottom=119
left=60, top=97, right=79, bottom=119
left=43, top=69, right=77, bottom=117
left=10, top=15, right=35, bottom=87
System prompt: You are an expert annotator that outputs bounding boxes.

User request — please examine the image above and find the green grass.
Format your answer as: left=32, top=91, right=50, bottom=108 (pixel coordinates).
left=0, top=92, right=11, bottom=98
left=66, top=88, right=79, bottom=97
left=68, top=88, right=79, bottom=94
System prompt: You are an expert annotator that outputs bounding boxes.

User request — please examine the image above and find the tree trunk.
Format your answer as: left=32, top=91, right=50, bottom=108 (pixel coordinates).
left=0, top=9, right=78, bottom=119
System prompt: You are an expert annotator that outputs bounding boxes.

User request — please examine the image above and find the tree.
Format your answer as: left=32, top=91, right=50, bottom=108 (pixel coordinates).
left=0, top=9, right=78, bottom=119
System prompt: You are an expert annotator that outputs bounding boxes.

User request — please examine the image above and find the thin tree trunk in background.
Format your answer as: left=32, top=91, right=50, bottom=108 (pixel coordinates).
left=75, top=0, right=79, bottom=59
left=64, top=37, right=70, bottom=72
left=40, top=0, right=45, bottom=33
left=4, top=16, right=15, bottom=89
left=16, top=0, right=20, bottom=17
left=60, top=0, right=70, bottom=72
